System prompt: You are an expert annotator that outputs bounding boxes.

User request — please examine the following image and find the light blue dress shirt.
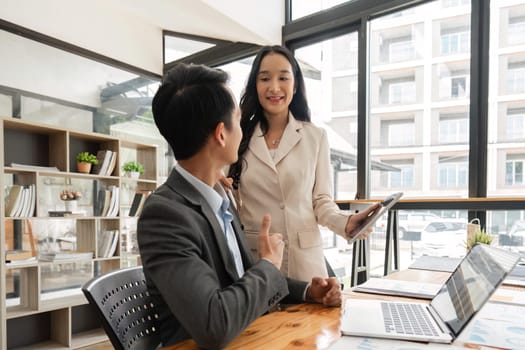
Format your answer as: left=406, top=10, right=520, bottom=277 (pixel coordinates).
left=175, top=165, right=245, bottom=278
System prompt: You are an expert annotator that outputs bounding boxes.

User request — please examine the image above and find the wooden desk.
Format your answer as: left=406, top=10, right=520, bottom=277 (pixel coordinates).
left=163, top=268, right=518, bottom=349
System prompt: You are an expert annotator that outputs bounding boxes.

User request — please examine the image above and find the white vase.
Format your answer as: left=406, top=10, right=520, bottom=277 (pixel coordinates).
left=128, top=171, right=140, bottom=179
left=65, top=200, right=78, bottom=212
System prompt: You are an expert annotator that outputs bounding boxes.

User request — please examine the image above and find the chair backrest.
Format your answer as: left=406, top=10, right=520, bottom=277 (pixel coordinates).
left=82, top=266, right=161, bottom=350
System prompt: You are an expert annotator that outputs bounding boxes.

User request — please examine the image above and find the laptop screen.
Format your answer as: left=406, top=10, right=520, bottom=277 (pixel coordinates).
left=430, top=244, right=520, bottom=336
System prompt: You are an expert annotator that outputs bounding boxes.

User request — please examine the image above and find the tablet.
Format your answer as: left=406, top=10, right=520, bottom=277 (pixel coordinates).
left=346, top=192, right=403, bottom=244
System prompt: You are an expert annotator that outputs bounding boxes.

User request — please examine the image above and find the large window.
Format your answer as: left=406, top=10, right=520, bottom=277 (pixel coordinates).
left=488, top=1, right=525, bottom=198
left=295, top=32, right=359, bottom=199
left=286, top=0, right=525, bottom=275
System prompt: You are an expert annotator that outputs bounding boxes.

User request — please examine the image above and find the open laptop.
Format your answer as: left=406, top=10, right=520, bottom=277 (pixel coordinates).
left=341, top=244, right=520, bottom=343
left=347, top=192, right=403, bottom=245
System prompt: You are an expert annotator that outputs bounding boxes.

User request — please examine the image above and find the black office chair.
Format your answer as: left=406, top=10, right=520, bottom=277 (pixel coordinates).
left=82, top=266, right=161, bottom=350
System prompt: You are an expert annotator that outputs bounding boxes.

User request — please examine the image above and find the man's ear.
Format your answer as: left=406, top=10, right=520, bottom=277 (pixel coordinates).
left=214, top=122, right=226, bottom=147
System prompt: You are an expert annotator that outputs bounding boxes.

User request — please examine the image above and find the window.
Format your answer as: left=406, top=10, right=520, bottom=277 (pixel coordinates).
left=382, top=161, right=414, bottom=188
left=437, top=65, right=470, bottom=100
left=439, top=114, right=468, bottom=143
left=163, top=35, right=216, bottom=63
left=332, top=76, right=357, bottom=112
left=506, top=156, right=524, bottom=185
left=382, top=119, right=415, bottom=146
left=508, top=16, right=525, bottom=46
left=291, top=0, right=349, bottom=20
left=507, top=63, right=525, bottom=94
left=506, top=111, right=525, bottom=141
left=389, top=38, right=415, bottom=62
left=442, top=0, right=469, bottom=8
left=451, top=76, right=468, bottom=98
left=386, top=164, right=414, bottom=188
left=389, top=80, right=416, bottom=104
left=295, top=32, right=359, bottom=199
left=0, top=93, right=12, bottom=117
left=217, top=56, right=255, bottom=103
left=440, top=30, right=469, bottom=55
left=438, top=157, right=468, bottom=188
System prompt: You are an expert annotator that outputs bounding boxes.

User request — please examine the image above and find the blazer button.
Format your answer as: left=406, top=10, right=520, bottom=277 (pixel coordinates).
left=279, top=202, right=285, bottom=209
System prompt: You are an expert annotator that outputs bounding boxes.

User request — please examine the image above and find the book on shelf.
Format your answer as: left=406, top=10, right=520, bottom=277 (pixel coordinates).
left=38, top=250, right=93, bottom=262
left=5, top=185, right=23, bottom=217
left=9, top=162, right=60, bottom=172
left=106, top=186, right=119, bottom=217
left=48, top=210, right=72, bottom=217
left=91, top=150, right=107, bottom=175
left=128, top=191, right=151, bottom=217
left=105, top=151, right=118, bottom=176
left=97, top=230, right=119, bottom=258
left=27, top=184, right=36, bottom=217
left=9, top=185, right=35, bottom=218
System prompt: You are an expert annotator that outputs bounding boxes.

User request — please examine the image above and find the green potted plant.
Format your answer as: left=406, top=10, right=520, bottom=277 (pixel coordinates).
left=122, top=161, right=144, bottom=179
left=465, top=229, right=493, bottom=251
left=76, top=152, right=98, bottom=174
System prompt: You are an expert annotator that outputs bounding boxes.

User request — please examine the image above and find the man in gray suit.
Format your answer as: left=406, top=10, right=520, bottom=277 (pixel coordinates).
left=138, top=63, right=342, bottom=349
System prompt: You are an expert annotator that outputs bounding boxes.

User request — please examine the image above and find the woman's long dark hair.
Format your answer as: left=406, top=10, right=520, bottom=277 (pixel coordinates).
left=228, top=45, right=311, bottom=188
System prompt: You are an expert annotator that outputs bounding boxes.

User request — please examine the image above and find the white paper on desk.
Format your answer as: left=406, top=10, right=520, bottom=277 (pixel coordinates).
left=352, top=278, right=442, bottom=299
left=456, top=302, right=525, bottom=349
left=491, top=288, right=525, bottom=306
left=327, top=336, right=465, bottom=349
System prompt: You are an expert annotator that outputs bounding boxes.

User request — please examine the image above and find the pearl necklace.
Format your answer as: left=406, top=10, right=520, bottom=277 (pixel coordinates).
left=271, top=138, right=280, bottom=146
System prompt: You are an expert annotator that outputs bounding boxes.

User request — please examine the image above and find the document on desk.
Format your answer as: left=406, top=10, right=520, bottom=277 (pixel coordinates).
left=327, top=336, right=466, bottom=349
left=352, top=277, right=442, bottom=300
left=457, top=302, right=525, bottom=349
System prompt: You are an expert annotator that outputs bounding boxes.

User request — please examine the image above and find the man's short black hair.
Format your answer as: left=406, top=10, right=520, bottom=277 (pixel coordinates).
left=152, top=63, right=235, bottom=160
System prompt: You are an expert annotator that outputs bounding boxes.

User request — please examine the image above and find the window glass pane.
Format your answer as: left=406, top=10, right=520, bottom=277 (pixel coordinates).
left=291, top=0, right=350, bottom=21
left=488, top=1, right=525, bottom=198
left=370, top=1, right=471, bottom=199
left=0, top=28, right=171, bottom=179
left=164, top=35, right=215, bottom=63
left=295, top=32, right=359, bottom=200
left=0, top=93, right=12, bottom=117
left=217, top=56, right=255, bottom=104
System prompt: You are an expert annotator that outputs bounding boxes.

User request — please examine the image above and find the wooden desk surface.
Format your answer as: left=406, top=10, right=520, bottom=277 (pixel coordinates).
left=163, top=269, right=518, bottom=350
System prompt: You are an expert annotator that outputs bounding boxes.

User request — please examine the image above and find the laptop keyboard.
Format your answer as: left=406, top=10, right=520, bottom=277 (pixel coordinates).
left=381, top=302, right=440, bottom=336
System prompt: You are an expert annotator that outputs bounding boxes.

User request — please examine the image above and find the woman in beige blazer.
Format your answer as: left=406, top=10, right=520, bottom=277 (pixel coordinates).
left=228, top=45, right=378, bottom=282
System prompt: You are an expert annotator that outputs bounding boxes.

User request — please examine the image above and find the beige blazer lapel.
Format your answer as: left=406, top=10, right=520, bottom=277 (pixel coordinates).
left=248, top=124, right=276, bottom=172
left=248, top=116, right=304, bottom=170
left=272, top=116, right=303, bottom=165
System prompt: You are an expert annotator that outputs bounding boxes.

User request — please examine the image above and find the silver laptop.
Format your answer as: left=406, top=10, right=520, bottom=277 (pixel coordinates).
left=341, top=244, right=520, bottom=343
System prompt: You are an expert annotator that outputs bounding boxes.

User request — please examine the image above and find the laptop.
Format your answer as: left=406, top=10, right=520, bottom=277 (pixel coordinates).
left=347, top=192, right=403, bottom=245
left=341, top=244, right=520, bottom=343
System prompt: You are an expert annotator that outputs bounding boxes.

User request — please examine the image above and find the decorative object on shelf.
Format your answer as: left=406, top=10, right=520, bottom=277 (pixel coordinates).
left=76, top=151, right=98, bottom=173
left=60, top=189, right=82, bottom=212
left=122, top=160, right=144, bottom=179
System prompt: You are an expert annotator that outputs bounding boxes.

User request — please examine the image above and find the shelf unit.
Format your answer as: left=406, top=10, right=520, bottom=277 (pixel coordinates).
left=0, top=117, right=158, bottom=349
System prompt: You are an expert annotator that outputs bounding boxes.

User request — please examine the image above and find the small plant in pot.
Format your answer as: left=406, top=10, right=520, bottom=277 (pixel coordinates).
left=76, top=152, right=98, bottom=174
left=465, top=229, right=493, bottom=251
left=122, top=161, right=144, bottom=179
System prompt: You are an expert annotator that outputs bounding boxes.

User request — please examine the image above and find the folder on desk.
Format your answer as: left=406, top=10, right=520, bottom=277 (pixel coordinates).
left=341, top=244, right=520, bottom=344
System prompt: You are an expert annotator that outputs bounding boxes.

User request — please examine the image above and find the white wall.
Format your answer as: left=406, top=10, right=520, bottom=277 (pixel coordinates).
left=0, top=0, right=285, bottom=75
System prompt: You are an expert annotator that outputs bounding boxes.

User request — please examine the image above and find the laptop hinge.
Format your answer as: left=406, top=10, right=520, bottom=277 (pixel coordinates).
left=427, top=304, right=453, bottom=337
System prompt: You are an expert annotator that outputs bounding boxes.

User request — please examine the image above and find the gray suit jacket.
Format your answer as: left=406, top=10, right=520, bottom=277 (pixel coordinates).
left=138, top=169, right=307, bottom=349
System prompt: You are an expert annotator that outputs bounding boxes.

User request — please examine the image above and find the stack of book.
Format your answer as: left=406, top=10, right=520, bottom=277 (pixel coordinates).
left=38, top=251, right=93, bottom=262
left=91, top=149, right=118, bottom=176
left=97, top=230, right=119, bottom=258
left=128, top=191, right=152, bottom=217
left=5, top=184, right=36, bottom=217
left=93, top=185, right=120, bottom=217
